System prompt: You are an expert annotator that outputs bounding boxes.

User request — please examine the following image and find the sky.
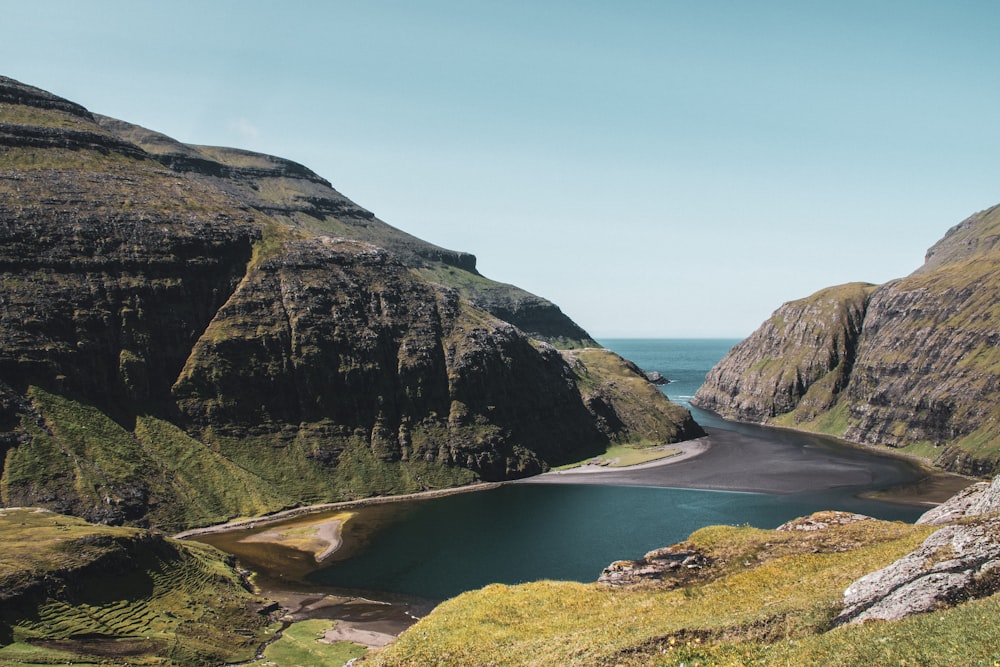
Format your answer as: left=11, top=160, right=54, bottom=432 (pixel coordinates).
left=3, top=1, right=999, bottom=338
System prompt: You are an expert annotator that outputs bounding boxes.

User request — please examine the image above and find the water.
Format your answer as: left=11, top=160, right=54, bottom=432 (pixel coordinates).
left=274, top=338, right=935, bottom=600
left=600, top=338, right=741, bottom=408
left=601, top=338, right=743, bottom=430
left=307, top=482, right=923, bottom=600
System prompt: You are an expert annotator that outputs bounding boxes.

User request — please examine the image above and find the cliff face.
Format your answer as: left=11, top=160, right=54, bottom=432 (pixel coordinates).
left=95, top=116, right=596, bottom=348
left=693, top=205, right=1000, bottom=474
left=693, top=282, right=874, bottom=423
left=0, top=76, right=700, bottom=529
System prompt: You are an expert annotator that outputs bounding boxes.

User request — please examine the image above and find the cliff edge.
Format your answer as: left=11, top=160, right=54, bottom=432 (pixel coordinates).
left=693, top=204, right=1000, bottom=475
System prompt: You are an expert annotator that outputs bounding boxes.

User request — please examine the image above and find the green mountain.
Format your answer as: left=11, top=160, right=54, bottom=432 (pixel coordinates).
left=0, top=75, right=702, bottom=531
left=693, top=204, right=1000, bottom=475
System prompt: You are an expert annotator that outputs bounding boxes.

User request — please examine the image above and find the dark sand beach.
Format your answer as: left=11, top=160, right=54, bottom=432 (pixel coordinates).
left=524, top=426, right=970, bottom=504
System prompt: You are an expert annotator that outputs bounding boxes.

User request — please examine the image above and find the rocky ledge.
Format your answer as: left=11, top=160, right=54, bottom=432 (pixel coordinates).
left=835, top=476, right=1000, bottom=625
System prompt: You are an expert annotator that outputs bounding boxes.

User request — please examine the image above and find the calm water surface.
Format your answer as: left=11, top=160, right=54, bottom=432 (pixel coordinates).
left=197, top=339, right=940, bottom=601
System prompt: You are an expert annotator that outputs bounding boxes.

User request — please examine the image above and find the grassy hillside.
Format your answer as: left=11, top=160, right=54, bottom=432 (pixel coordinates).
left=0, top=507, right=275, bottom=666
left=366, top=514, right=1000, bottom=666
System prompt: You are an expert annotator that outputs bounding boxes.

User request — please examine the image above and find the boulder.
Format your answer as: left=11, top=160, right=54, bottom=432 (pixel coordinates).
left=836, top=476, right=1000, bottom=625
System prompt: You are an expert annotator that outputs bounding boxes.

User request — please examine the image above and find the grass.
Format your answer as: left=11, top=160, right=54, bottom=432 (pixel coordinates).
left=132, top=415, right=293, bottom=528
left=0, top=103, right=99, bottom=131
left=0, top=508, right=273, bottom=666
left=2, top=387, right=295, bottom=531
left=554, top=444, right=681, bottom=470
left=368, top=517, right=935, bottom=666
left=256, top=619, right=367, bottom=667
left=563, top=347, right=697, bottom=445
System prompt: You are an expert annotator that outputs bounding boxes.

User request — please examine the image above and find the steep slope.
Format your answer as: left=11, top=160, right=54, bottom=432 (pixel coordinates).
left=692, top=282, right=874, bottom=423
left=96, top=116, right=596, bottom=348
left=0, top=75, right=701, bottom=530
left=693, top=205, right=1000, bottom=474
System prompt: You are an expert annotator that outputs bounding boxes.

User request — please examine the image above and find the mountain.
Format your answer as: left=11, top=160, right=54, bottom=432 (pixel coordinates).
left=0, top=76, right=702, bottom=531
left=693, top=204, right=1000, bottom=475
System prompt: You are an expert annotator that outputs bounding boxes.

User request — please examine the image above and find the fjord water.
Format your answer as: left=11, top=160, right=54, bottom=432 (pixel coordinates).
left=299, top=339, right=928, bottom=600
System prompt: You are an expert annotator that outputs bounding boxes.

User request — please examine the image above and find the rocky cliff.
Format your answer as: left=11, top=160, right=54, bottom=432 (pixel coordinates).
left=693, top=205, right=1000, bottom=475
left=95, top=115, right=596, bottom=348
left=0, top=76, right=701, bottom=530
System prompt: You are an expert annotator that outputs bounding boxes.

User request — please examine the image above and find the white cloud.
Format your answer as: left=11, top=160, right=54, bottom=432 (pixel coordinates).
left=226, top=117, right=261, bottom=144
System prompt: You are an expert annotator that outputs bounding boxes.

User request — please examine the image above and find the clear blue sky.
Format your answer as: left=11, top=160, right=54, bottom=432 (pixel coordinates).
left=4, top=1, right=999, bottom=337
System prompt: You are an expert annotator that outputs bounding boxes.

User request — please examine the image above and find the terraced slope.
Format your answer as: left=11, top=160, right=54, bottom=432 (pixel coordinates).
left=0, top=507, right=273, bottom=666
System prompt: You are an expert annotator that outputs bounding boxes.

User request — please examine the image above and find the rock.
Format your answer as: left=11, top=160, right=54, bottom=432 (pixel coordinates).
left=597, top=544, right=710, bottom=587
left=917, top=476, right=1000, bottom=526
left=836, top=475, right=1000, bottom=625
left=776, top=511, right=874, bottom=532
left=644, top=371, right=669, bottom=385
left=835, top=517, right=1000, bottom=625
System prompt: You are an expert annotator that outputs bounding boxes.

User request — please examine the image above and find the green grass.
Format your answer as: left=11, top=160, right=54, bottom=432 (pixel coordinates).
left=368, top=517, right=934, bottom=666
left=563, top=347, right=696, bottom=445
left=0, top=508, right=272, bottom=666
left=1, top=387, right=298, bottom=531
left=132, top=415, right=293, bottom=528
left=256, top=619, right=367, bottom=666
left=554, top=444, right=681, bottom=470
left=0, top=103, right=100, bottom=131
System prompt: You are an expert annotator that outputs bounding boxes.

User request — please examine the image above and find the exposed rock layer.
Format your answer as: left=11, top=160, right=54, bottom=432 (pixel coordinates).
left=693, top=206, right=1000, bottom=474
left=95, top=115, right=595, bottom=347
left=0, top=76, right=701, bottom=530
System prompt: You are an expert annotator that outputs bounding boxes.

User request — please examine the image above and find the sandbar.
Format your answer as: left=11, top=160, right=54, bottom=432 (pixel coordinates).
left=238, top=514, right=349, bottom=561
left=545, top=439, right=709, bottom=475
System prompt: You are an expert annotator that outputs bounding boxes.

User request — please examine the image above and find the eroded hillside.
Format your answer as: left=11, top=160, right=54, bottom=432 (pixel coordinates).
left=0, top=75, right=702, bottom=530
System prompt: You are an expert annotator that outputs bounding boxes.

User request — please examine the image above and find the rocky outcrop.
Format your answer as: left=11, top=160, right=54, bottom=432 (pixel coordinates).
left=644, top=371, right=669, bottom=385
left=836, top=476, right=1000, bottom=625
left=917, top=475, right=1000, bottom=526
left=0, top=75, right=697, bottom=529
left=598, top=544, right=711, bottom=588
left=693, top=205, right=1000, bottom=474
left=693, top=282, right=873, bottom=423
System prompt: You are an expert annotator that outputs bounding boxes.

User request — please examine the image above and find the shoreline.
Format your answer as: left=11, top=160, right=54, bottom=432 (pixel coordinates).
left=174, top=438, right=715, bottom=542
left=173, top=482, right=505, bottom=540
left=237, top=514, right=348, bottom=562
left=536, top=438, right=710, bottom=476
left=692, top=403, right=975, bottom=479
